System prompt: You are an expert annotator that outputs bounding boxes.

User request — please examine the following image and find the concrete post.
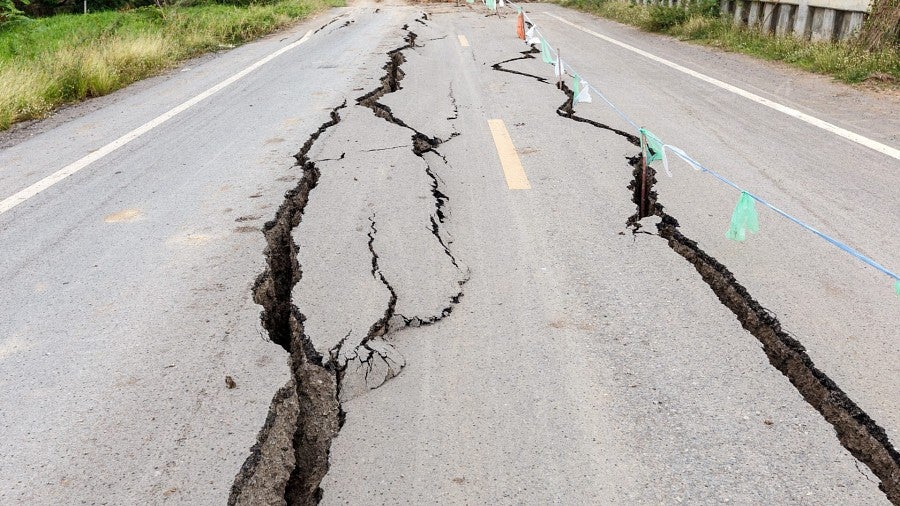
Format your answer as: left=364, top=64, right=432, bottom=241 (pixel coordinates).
left=747, top=1, right=762, bottom=27
left=841, top=11, right=865, bottom=38
left=722, top=0, right=732, bottom=16
left=793, top=0, right=811, bottom=38
left=761, top=3, right=777, bottom=33
left=733, top=0, right=746, bottom=26
left=810, top=7, right=836, bottom=41
left=775, top=4, right=794, bottom=36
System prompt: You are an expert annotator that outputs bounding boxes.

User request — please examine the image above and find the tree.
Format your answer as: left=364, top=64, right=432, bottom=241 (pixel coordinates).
left=1, top=0, right=28, bottom=24
left=859, top=0, right=900, bottom=51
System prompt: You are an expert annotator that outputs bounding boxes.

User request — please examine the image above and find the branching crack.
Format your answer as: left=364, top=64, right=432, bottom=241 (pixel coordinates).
left=352, top=22, right=468, bottom=325
left=491, top=47, right=549, bottom=84
left=491, top=48, right=639, bottom=146
left=355, top=28, right=457, bottom=151
left=233, top=23, right=473, bottom=504
left=362, top=215, right=399, bottom=343
left=423, top=158, right=448, bottom=223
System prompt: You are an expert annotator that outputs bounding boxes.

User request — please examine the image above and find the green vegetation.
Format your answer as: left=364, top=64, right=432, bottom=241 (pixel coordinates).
left=1, top=0, right=28, bottom=24
left=0, top=0, right=342, bottom=130
left=858, top=0, right=900, bottom=52
left=554, top=0, right=900, bottom=85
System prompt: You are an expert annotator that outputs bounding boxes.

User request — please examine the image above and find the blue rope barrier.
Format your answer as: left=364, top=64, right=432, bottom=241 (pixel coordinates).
left=498, top=2, right=899, bottom=286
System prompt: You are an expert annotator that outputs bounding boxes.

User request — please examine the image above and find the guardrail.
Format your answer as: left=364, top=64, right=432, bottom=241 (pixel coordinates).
left=630, top=0, right=872, bottom=41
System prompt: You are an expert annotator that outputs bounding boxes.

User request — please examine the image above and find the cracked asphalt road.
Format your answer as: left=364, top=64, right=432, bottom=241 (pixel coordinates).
left=1, top=1, right=898, bottom=504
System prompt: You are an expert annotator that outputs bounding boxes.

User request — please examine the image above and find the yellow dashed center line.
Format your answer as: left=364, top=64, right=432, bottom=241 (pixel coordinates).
left=458, top=34, right=470, bottom=47
left=487, top=119, right=531, bottom=190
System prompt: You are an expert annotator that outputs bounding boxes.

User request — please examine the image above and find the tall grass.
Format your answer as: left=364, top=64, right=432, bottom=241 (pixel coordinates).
left=670, top=15, right=899, bottom=83
left=554, top=0, right=900, bottom=85
left=0, top=0, right=343, bottom=130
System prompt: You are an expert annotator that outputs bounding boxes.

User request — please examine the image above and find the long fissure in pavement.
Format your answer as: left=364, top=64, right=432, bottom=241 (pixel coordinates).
left=493, top=47, right=900, bottom=503
left=230, top=20, right=466, bottom=504
left=230, top=101, right=345, bottom=506
left=636, top=155, right=900, bottom=504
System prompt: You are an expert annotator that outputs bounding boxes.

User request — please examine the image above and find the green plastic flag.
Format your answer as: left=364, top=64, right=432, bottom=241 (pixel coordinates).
left=725, top=191, right=760, bottom=242
left=895, top=280, right=900, bottom=300
left=486, top=0, right=496, bottom=10
left=540, top=37, right=554, bottom=64
left=572, top=74, right=580, bottom=98
left=640, top=128, right=664, bottom=163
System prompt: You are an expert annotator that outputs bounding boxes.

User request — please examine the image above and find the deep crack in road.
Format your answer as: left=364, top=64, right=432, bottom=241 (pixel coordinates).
left=492, top=39, right=900, bottom=502
left=230, top=20, right=468, bottom=504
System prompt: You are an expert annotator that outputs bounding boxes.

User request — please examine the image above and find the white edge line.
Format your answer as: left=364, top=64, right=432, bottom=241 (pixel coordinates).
left=0, top=29, right=315, bottom=216
left=543, top=12, right=900, bottom=162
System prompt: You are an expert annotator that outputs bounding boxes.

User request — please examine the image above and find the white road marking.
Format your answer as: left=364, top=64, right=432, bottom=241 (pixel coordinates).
left=544, top=12, right=900, bottom=162
left=0, top=30, right=315, bottom=216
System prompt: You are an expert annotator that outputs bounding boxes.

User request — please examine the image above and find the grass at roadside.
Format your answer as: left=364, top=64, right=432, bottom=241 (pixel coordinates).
left=553, top=0, right=900, bottom=85
left=0, top=0, right=343, bottom=130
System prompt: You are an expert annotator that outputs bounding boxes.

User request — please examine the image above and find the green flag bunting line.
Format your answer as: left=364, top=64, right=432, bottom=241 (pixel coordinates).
left=725, top=191, right=760, bottom=242
left=639, top=128, right=664, bottom=163
left=493, top=0, right=900, bottom=299
left=540, top=37, right=555, bottom=64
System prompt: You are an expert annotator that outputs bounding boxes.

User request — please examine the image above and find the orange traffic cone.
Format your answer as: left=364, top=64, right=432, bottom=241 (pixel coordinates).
left=516, top=12, right=525, bottom=40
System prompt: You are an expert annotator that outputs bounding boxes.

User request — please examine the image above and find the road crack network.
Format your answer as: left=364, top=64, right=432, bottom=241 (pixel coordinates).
left=492, top=45, right=900, bottom=503
left=230, top=21, right=467, bottom=505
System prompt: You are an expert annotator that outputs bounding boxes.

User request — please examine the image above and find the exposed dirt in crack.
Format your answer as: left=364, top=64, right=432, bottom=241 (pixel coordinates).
left=625, top=153, right=662, bottom=230
left=233, top=23, right=471, bottom=504
left=251, top=102, right=345, bottom=351
left=640, top=160, right=900, bottom=504
left=230, top=102, right=346, bottom=506
left=316, top=23, right=470, bottom=402
left=493, top=45, right=900, bottom=503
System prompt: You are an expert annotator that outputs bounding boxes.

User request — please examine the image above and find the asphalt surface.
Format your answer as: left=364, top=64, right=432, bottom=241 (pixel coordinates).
left=1, top=1, right=898, bottom=504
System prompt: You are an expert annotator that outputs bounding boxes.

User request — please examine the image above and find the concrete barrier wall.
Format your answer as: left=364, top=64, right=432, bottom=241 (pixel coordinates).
left=632, top=0, right=871, bottom=41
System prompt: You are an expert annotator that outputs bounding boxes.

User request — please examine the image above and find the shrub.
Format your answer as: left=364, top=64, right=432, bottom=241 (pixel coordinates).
left=1, top=0, right=28, bottom=24
left=647, top=5, right=688, bottom=32
left=688, top=0, right=719, bottom=18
